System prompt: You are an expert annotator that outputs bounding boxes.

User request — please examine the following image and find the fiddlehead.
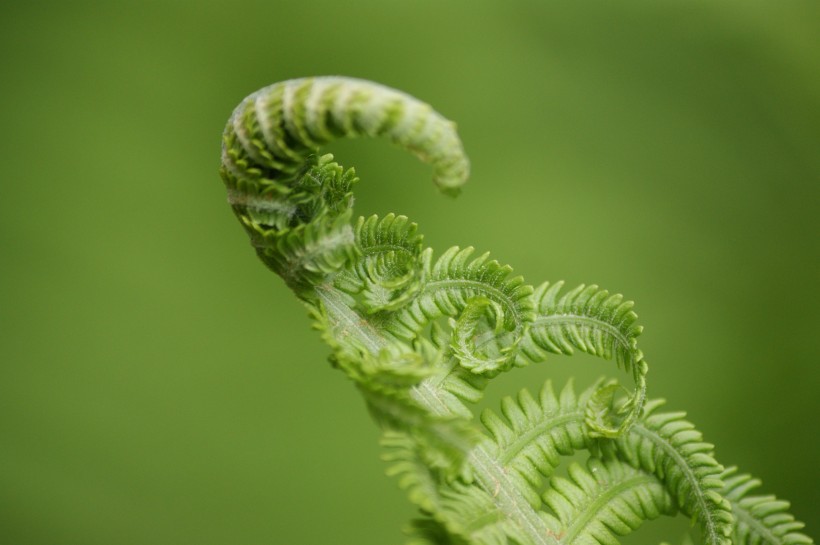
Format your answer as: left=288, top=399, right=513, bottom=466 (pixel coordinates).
left=218, top=77, right=813, bottom=545
left=221, top=77, right=468, bottom=294
left=519, top=282, right=647, bottom=438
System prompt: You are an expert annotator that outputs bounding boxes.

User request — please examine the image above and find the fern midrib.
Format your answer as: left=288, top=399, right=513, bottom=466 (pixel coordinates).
left=630, top=424, right=721, bottom=545
left=416, top=356, right=475, bottom=412
left=531, top=314, right=634, bottom=364
left=413, top=377, right=465, bottom=419
left=561, top=473, right=660, bottom=545
left=316, top=284, right=387, bottom=354
left=468, top=447, right=558, bottom=545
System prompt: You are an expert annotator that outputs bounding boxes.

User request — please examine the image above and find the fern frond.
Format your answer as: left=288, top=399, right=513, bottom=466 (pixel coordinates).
left=608, top=401, right=734, bottom=545
left=542, top=457, right=675, bottom=545
left=388, top=246, right=535, bottom=375
left=720, top=467, right=813, bottom=545
left=477, top=380, right=736, bottom=545
left=480, top=380, right=595, bottom=504
left=519, top=281, right=648, bottom=438
left=219, top=78, right=813, bottom=545
left=437, top=482, right=529, bottom=545
left=337, top=213, right=426, bottom=313
left=389, top=246, right=534, bottom=336
left=425, top=381, right=610, bottom=545
left=521, top=282, right=643, bottom=367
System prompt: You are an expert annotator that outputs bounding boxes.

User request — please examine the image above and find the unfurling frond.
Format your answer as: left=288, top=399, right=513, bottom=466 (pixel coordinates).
left=337, top=213, right=425, bottom=313
left=608, top=401, right=734, bottom=545
left=520, top=281, right=648, bottom=438
left=222, top=76, right=469, bottom=196
left=390, top=248, right=534, bottom=335
left=218, top=77, right=812, bottom=545
left=387, top=246, right=535, bottom=376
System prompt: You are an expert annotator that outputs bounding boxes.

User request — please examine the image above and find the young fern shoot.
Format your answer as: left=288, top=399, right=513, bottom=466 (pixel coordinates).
left=219, top=77, right=813, bottom=545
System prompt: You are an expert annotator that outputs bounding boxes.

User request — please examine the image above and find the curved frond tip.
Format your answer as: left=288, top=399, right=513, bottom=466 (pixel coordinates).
left=520, top=281, right=648, bottom=437
left=222, top=76, right=469, bottom=195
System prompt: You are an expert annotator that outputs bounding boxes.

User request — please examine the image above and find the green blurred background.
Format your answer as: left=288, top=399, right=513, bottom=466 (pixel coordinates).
left=1, top=1, right=818, bottom=543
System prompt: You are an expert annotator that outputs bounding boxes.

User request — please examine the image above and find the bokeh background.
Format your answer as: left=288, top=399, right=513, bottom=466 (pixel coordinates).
left=1, top=1, right=818, bottom=543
